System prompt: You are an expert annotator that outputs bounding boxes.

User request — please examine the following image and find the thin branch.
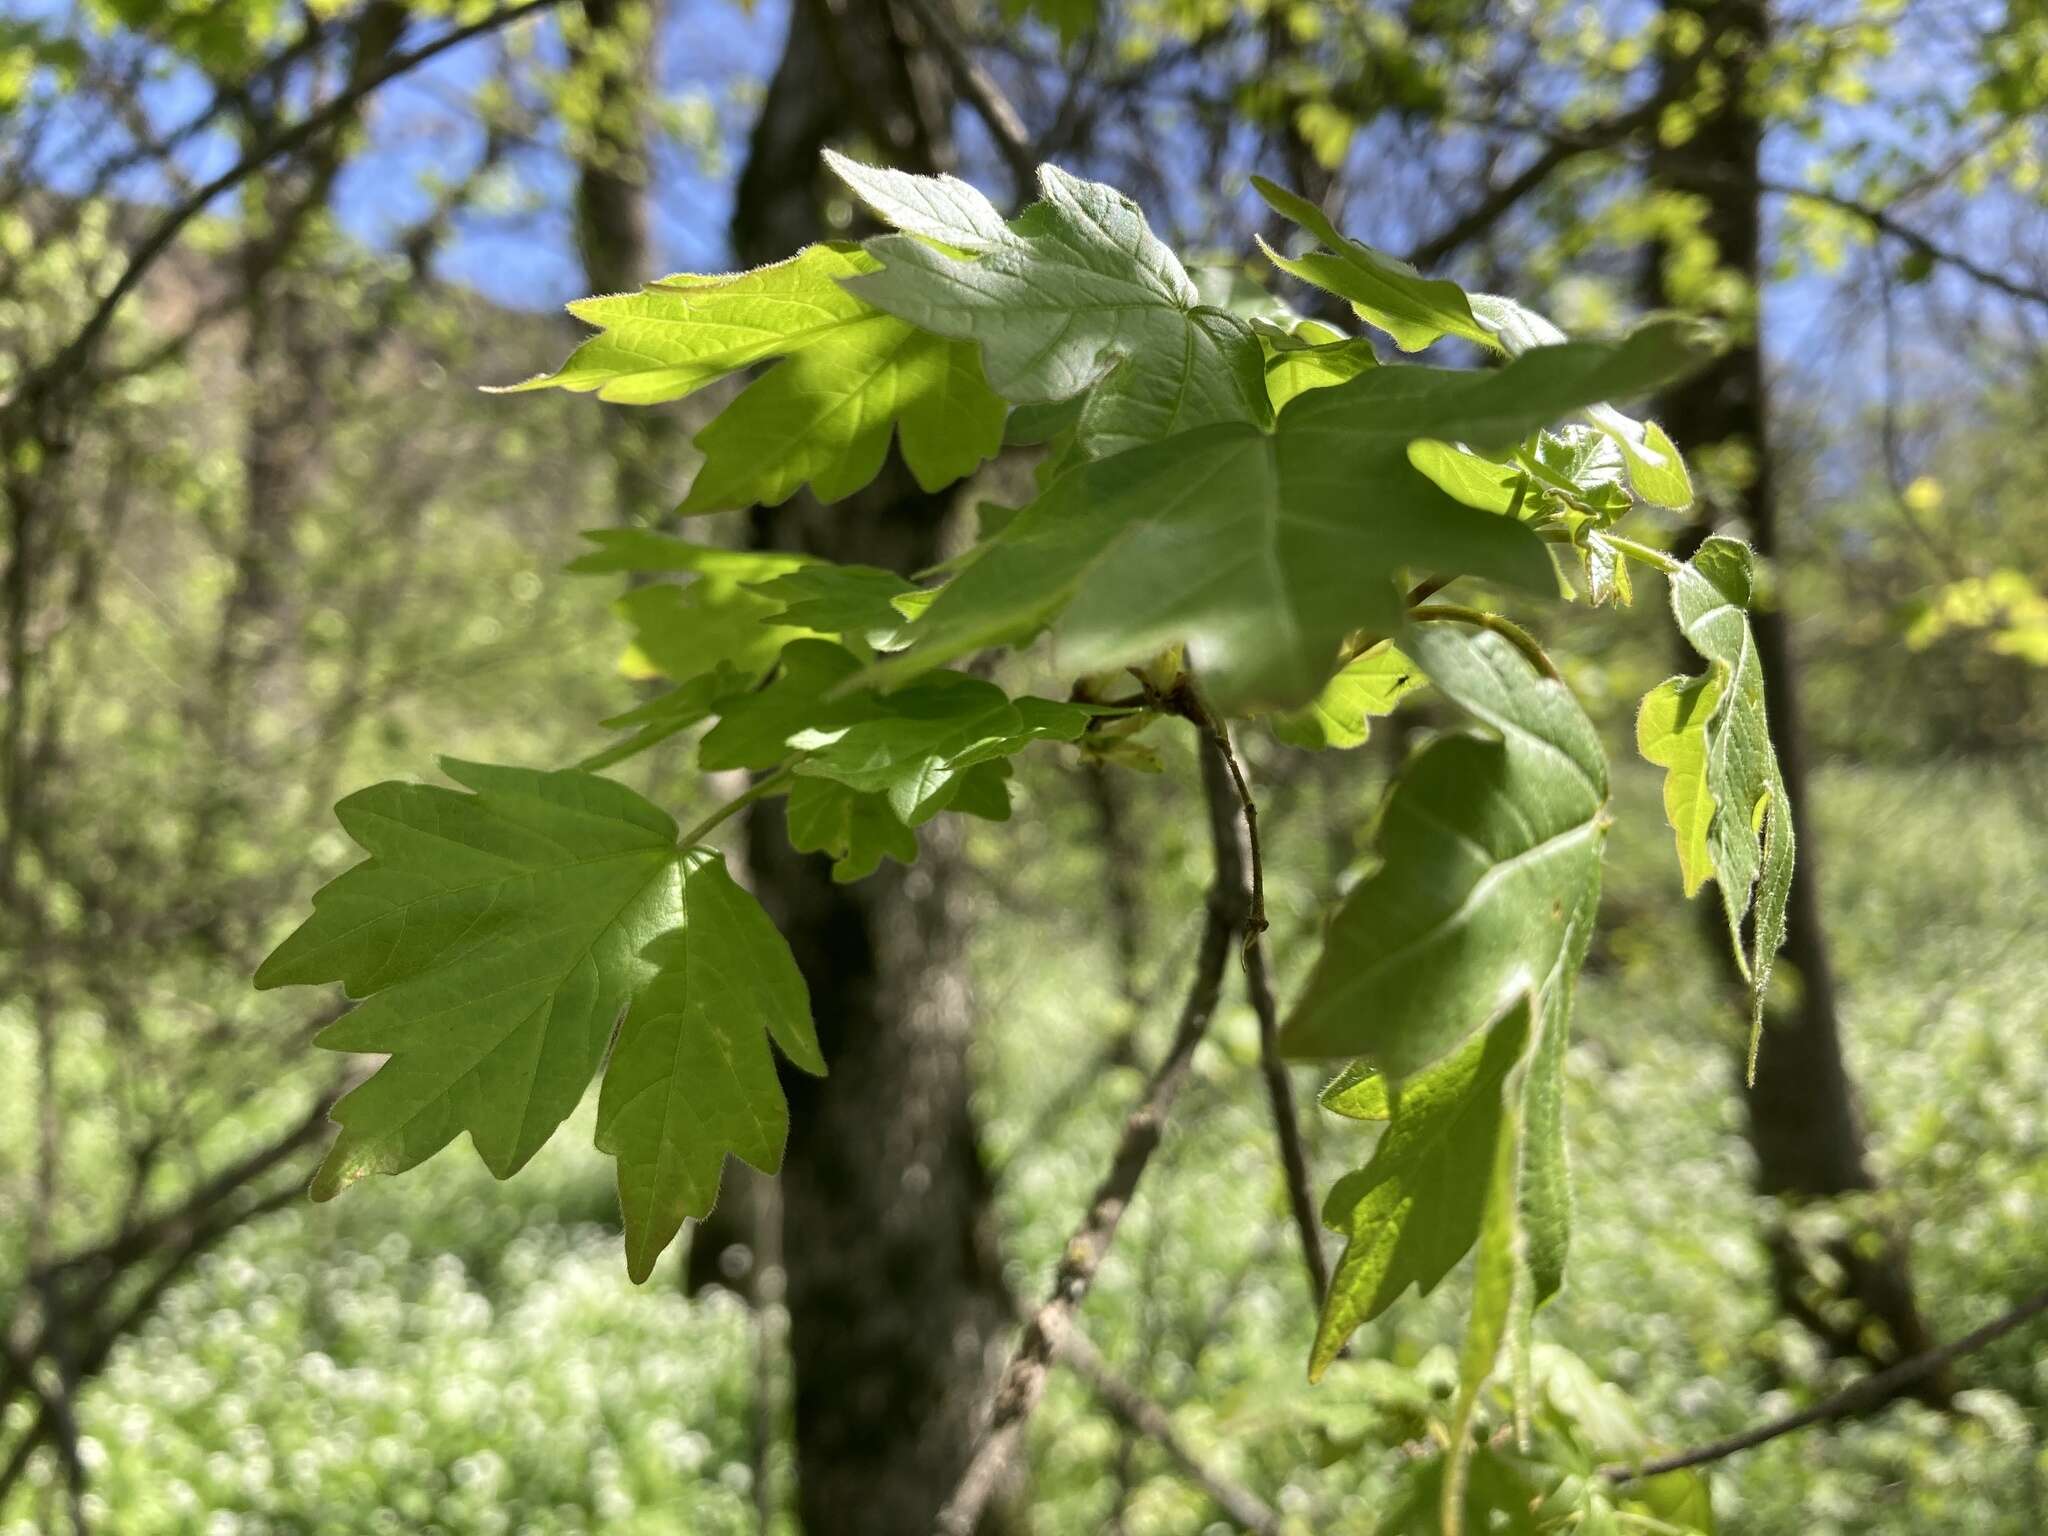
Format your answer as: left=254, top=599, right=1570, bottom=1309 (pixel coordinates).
left=1054, top=1322, right=1280, bottom=1535
left=1753, top=176, right=2048, bottom=311
left=934, top=738, right=1251, bottom=1536
left=893, top=0, right=1036, bottom=191
left=5, top=0, right=568, bottom=424
left=1605, top=1284, right=2048, bottom=1483
left=1185, top=712, right=1329, bottom=1315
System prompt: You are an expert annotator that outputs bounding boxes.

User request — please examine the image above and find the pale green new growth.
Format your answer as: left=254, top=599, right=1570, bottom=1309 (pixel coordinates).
left=501, top=244, right=1004, bottom=510
left=1270, top=641, right=1425, bottom=750
left=1637, top=667, right=1729, bottom=896
left=1655, top=538, right=1796, bottom=1071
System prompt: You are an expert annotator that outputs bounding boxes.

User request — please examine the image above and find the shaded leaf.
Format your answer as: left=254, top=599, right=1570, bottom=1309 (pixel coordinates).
left=783, top=775, right=918, bottom=882
left=1280, top=623, right=1609, bottom=1077
left=872, top=320, right=1710, bottom=714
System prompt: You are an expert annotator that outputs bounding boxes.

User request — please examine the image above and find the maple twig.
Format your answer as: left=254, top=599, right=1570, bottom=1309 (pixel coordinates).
left=1188, top=713, right=1330, bottom=1315
left=1054, top=1321, right=1281, bottom=1534
left=1604, top=1284, right=2048, bottom=1483
left=934, top=738, right=1250, bottom=1536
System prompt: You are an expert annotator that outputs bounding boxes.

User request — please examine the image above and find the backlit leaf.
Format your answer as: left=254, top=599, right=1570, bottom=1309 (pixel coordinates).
left=596, top=851, right=822, bottom=1281
left=836, top=157, right=1270, bottom=456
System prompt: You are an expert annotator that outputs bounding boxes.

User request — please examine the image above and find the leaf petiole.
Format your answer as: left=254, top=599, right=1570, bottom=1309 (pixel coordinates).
left=679, top=765, right=796, bottom=847
left=1408, top=603, right=1561, bottom=682
left=1599, top=532, right=1684, bottom=574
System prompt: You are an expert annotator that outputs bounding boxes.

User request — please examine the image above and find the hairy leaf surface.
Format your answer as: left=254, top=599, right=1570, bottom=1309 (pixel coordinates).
left=1656, top=538, right=1794, bottom=1056
left=834, top=156, right=1269, bottom=456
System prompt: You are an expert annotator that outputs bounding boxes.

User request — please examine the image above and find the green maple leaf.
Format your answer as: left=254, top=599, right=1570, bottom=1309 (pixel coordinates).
left=1291, top=625, right=1600, bottom=1398
left=1270, top=641, right=1425, bottom=750
left=1253, top=177, right=1495, bottom=352
left=1279, top=623, right=1609, bottom=1079
left=596, top=850, right=821, bottom=1282
left=744, top=562, right=923, bottom=650
left=1260, top=325, right=1381, bottom=411
left=1656, top=537, right=1795, bottom=1066
left=791, top=671, right=1093, bottom=824
left=870, top=318, right=1712, bottom=715
left=784, top=776, right=920, bottom=882
left=566, top=531, right=818, bottom=686
left=704, top=639, right=1097, bottom=823
left=1311, top=1006, right=1526, bottom=1379
left=256, top=762, right=692, bottom=1197
left=500, top=244, right=1004, bottom=510
left=830, top=153, right=1270, bottom=457
left=258, top=764, right=824, bottom=1283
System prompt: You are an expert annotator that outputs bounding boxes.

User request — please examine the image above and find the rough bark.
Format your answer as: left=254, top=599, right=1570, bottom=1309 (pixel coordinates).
left=1648, top=0, right=1940, bottom=1382
left=728, top=4, right=1014, bottom=1532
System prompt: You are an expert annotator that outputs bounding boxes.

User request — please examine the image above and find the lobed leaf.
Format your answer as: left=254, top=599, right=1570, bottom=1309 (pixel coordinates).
left=1279, top=623, right=1609, bottom=1078
left=868, top=319, right=1712, bottom=715
left=257, top=762, right=690, bottom=1198
left=1270, top=641, right=1426, bottom=750
left=596, top=851, right=822, bottom=1282
left=501, top=244, right=1004, bottom=510
left=834, top=156, right=1270, bottom=457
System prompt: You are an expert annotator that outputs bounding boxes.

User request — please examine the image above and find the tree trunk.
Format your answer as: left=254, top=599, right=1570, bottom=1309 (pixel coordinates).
left=570, top=0, right=681, bottom=529
left=729, top=4, right=1015, bottom=1531
left=1648, top=0, right=1941, bottom=1384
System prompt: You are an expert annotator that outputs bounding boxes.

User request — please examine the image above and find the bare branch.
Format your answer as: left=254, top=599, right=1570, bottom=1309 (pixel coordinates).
left=893, top=0, right=1036, bottom=192
left=5, top=0, right=568, bottom=425
left=1054, top=1322, right=1280, bottom=1534
left=1605, top=1284, right=2048, bottom=1483
left=935, top=738, right=1251, bottom=1536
